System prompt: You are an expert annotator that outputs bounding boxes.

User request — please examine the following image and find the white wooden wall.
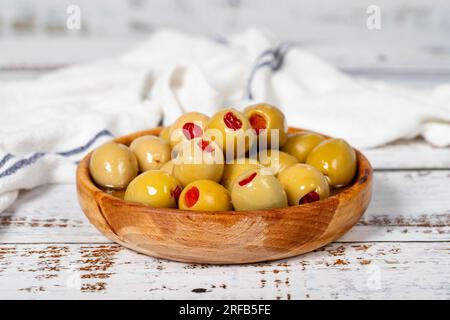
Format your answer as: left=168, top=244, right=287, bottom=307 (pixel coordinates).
left=1, top=0, right=450, bottom=71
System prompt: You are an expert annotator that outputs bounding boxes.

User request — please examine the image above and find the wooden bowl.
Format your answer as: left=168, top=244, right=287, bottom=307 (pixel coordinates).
left=76, top=127, right=372, bottom=264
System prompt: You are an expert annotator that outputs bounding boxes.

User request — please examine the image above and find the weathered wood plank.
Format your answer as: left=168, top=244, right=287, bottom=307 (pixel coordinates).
left=1, top=0, right=450, bottom=71
left=0, top=215, right=447, bottom=244
left=366, top=140, right=450, bottom=169
left=0, top=170, right=448, bottom=244
left=341, top=226, right=449, bottom=242
left=0, top=242, right=447, bottom=299
left=365, top=170, right=449, bottom=226
left=1, top=38, right=450, bottom=73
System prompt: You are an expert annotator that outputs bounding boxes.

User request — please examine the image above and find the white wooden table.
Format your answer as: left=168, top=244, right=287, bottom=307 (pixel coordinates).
left=0, top=0, right=449, bottom=299
left=2, top=142, right=449, bottom=299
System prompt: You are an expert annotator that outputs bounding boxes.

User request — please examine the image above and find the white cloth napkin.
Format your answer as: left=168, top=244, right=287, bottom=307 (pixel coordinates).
left=0, top=28, right=449, bottom=213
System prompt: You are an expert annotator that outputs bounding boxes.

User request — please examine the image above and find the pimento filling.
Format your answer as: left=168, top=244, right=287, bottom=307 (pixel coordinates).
left=198, top=139, right=214, bottom=153
left=249, top=113, right=266, bottom=135
left=223, top=112, right=242, bottom=130
left=182, top=122, right=203, bottom=140
left=171, top=186, right=182, bottom=202
left=238, top=172, right=257, bottom=186
left=299, top=191, right=320, bottom=204
left=185, top=186, right=200, bottom=208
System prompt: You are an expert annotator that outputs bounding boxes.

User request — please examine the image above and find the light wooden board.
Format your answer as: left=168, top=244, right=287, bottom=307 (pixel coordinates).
left=0, top=242, right=448, bottom=299
left=365, top=140, right=450, bottom=169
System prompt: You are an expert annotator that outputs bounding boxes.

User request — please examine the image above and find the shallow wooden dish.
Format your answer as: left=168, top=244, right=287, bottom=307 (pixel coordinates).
left=76, top=127, right=372, bottom=264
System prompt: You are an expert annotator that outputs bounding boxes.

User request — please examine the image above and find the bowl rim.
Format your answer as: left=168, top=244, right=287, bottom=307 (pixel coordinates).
left=77, top=127, right=372, bottom=217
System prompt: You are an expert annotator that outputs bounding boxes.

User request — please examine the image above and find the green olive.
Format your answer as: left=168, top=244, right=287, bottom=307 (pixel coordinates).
left=281, top=132, right=325, bottom=162
left=89, top=142, right=138, bottom=189
left=257, top=149, right=298, bottom=176
left=159, top=125, right=172, bottom=144
left=243, top=103, right=288, bottom=147
left=178, top=180, right=232, bottom=211
left=230, top=169, right=287, bottom=211
left=221, top=157, right=261, bottom=191
left=278, top=164, right=329, bottom=205
left=306, top=138, right=357, bottom=187
left=124, top=170, right=182, bottom=208
left=169, top=112, right=209, bottom=148
left=129, top=135, right=171, bottom=172
left=172, top=138, right=224, bottom=186
left=206, top=108, right=255, bottom=158
left=170, top=141, right=185, bottom=160
left=160, top=159, right=174, bottom=175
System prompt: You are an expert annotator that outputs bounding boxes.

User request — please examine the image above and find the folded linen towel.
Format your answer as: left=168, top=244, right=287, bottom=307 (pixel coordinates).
left=0, top=28, right=449, bottom=213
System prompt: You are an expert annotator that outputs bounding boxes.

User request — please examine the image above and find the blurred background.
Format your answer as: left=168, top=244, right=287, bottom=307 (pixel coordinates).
left=1, top=0, right=450, bottom=83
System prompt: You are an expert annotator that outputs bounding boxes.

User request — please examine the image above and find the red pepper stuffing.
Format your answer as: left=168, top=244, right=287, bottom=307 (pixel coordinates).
left=171, top=186, right=182, bottom=202
left=182, top=122, right=203, bottom=140
left=249, top=114, right=267, bottom=135
left=238, top=172, right=257, bottom=186
left=223, top=112, right=242, bottom=130
left=185, top=186, right=200, bottom=208
left=198, top=139, right=214, bottom=153
left=299, top=191, right=320, bottom=204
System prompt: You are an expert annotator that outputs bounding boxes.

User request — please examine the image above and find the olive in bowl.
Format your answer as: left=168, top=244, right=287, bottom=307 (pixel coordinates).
left=221, top=157, right=261, bottom=191
left=124, top=170, right=182, bottom=208
left=244, top=103, right=288, bottom=148
left=281, top=132, right=325, bottom=162
left=230, top=169, right=288, bottom=211
left=169, top=112, right=209, bottom=148
left=257, top=149, right=298, bottom=176
left=89, top=142, right=138, bottom=189
left=206, top=107, right=255, bottom=158
left=160, top=159, right=175, bottom=175
left=172, top=137, right=225, bottom=186
left=306, top=138, right=357, bottom=188
left=159, top=125, right=172, bottom=144
left=129, top=135, right=171, bottom=172
left=278, top=163, right=329, bottom=205
left=179, top=180, right=232, bottom=211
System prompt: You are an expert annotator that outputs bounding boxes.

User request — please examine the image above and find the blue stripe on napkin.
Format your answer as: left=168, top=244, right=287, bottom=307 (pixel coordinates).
left=0, top=152, right=46, bottom=178
left=0, top=154, right=15, bottom=169
left=57, top=129, right=113, bottom=156
left=0, top=129, right=113, bottom=179
left=245, top=43, right=291, bottom=100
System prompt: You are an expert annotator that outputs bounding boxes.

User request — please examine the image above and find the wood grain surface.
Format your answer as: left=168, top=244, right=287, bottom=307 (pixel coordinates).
left=0, top=242, right=448, bottom=299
